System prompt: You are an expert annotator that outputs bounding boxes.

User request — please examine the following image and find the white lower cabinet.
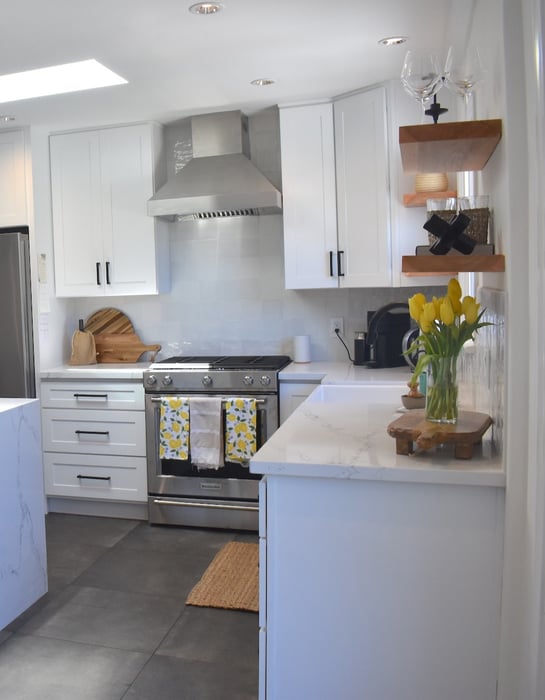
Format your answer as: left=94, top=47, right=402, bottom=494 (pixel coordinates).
left=41, top=379, right=147, bottom=503
left=279, top=380, right=320, bottom=423
left=259, top=475, right=504, bottom=700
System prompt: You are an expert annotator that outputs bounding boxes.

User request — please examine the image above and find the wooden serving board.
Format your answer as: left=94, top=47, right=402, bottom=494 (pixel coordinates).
left=94, top=334, right=161, bottom=363
left=84, top=309, right=160, bottom=363
left=387, top=410, right=493, bottom=459
left=84, top=308, right=135, bottom=335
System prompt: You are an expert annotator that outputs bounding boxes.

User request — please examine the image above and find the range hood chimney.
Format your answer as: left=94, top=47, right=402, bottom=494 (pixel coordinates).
left=147, top=110, right=282, bottom=220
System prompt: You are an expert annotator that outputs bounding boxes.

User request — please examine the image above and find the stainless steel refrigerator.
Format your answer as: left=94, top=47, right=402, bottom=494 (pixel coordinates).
left=0, top=226, right=35, bottom=398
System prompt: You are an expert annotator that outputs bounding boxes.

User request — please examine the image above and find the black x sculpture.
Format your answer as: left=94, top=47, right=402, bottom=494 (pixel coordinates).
left=423, top=212, right=476, bottom=255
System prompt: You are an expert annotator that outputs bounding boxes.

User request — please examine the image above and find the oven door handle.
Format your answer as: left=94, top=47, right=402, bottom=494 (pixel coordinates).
left=152, top=498, right=258, bottom=513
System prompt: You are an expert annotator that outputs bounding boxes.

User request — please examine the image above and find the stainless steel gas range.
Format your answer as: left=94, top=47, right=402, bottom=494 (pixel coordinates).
left=144, top=355, right=291, bottom=530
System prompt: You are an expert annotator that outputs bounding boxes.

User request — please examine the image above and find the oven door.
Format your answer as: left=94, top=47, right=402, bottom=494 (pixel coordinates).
left=145, top=392, right=277, bottom=500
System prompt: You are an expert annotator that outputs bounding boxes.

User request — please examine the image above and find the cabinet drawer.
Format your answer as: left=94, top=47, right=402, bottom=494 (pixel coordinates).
left=41, top=408, right=145, bottom=456
left=41, top=380, right=144, bottom=410
left=44, top=453, right=147, bottom=502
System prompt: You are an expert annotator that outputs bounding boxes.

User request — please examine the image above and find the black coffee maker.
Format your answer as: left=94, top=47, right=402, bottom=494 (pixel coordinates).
left=364, top=303, right=411, bottom=368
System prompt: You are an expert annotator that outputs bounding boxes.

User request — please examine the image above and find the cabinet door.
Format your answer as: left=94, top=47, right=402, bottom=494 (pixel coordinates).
left=279, top=381, right=320, bottom=423
left=334, top=87, right=391, bottom=287
left=0, top=130, right=27, bottom=226
left=279, top=103, right=338, bottom=289
left=50, top=130, right=105, bottom=297
left=100, top=124, right=163, bottom=295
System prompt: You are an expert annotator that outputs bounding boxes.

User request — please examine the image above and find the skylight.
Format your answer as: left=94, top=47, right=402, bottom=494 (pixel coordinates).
left=0, top=59, right=127, bottom=103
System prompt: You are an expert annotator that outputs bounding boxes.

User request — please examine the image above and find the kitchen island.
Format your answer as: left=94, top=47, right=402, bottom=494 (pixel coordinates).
left=0, top=398, right=47, bottom=630
left=251, top=383, right=504, bottom=700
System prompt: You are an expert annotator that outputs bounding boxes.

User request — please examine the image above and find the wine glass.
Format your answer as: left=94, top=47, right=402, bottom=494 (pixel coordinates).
left=400, top=50, right=443, bottom=113
left=444, top=46, right=484, bottom=115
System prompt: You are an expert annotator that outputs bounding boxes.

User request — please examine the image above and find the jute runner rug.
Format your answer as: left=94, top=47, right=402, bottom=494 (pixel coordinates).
left=186, top=541, right=259, bottom=612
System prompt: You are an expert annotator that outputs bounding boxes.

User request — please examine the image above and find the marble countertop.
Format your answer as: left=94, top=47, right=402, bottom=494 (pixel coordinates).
left=40, top=363, right=150, bottom=380
left=0, top=397, right=38, bottom=412
left=40, top=361, right=414, bottom=384
left=279, top=362, right=413, bottom=384
left=250, top=383, right=505, bottom=488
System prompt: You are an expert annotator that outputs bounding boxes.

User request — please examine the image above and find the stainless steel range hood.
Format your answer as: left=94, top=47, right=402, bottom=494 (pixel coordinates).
left=147, top=110, right=282, bottom=220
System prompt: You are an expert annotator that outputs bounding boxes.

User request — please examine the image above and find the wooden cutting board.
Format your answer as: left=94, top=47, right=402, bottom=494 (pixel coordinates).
left=84, top=308, right=135, bottom=335
left=387, top=410, right=493, bottom=459
left=84, top=309, right=160, bottom=363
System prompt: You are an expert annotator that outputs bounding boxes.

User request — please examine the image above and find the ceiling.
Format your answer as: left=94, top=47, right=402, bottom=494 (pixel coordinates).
left=1, top=0, right=453, bottom=131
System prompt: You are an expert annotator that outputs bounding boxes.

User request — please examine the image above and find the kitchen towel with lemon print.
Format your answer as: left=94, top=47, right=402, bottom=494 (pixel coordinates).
left=159, top=397, right=190, bottom=460
left=225, top=398, right=257, bottom=464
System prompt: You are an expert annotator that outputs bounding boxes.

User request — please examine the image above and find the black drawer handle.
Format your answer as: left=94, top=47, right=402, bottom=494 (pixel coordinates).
left=75, top=430, right=110, bottom=436
left=106, top=261, right=111, bottom=285
left=96, top=262, right=101, bottom=285
left=73, top=393, right=108, bottom=399
left=77, top=474, right=111, bottom=481
left=329, top=250, right=335, bottom=277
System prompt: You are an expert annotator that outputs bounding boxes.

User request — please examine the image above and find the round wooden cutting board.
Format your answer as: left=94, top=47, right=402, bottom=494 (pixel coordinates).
left=84, top=308, right=135, bottom=335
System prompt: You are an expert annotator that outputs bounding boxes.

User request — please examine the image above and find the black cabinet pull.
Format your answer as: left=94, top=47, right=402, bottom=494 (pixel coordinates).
left=329, top=251, right=335, bottom=277
left=73, top=393, right=108, bottom=399
left=337, top=250, right=345, bottom=277
left=96, top=262, right=101, bottom=285
left=106, top=261, right=111, bottom=285
left=75, top=430, right=110, bottom=436
left=77, top=474, right=111, bottom=481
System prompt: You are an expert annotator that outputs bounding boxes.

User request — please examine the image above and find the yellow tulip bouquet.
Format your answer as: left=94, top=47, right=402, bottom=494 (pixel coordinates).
left=407, top=278, right=490, bottom=423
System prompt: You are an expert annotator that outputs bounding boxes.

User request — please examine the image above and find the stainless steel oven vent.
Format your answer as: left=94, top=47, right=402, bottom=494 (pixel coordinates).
left=177, top=208, right=260, bottom=221
left=148, top=110, right=282, bottom=220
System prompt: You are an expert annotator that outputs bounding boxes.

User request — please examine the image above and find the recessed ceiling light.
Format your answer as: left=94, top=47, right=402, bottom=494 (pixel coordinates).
left=378, top=36, right=408, bottom=47
left=251, top=78, right=275, bottom=87
left=0, top=115, right=15, bottom=122
left=0, top=59, right=127, bottom=104
left=188, top=2, right=224, bottom=14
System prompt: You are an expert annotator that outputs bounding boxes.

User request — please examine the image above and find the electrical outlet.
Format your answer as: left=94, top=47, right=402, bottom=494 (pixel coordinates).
left=330, top=317, right=344, bottom=337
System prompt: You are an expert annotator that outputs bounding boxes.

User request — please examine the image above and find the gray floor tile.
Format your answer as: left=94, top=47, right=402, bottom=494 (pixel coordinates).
left=0, top=634, right=148, bottom=700
left=46, top=513, right=140, bottom=548
left=116, top=522, right=234, bottom=554
left=157, top=606, right=258, bottom=667
left=17, top=585, right=184, bottom=653
left=75, top=531, right=229, bottom=602
left=121, top=654, right=258, bottom=700
left=46, top=541, right=109, bottom=593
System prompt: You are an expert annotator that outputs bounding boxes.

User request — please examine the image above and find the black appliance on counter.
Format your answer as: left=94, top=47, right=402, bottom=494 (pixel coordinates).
left=365, top=303, right=411, bottom=368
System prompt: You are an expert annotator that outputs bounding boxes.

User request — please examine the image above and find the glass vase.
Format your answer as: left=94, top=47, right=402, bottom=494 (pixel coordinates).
left=425, top=355, right=459, bottom=424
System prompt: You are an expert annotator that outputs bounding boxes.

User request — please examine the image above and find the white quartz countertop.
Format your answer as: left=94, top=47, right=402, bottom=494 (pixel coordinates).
left=40, top=360, right=414, bottom=384
left=40, top=363, right=151, bottom=380
left=279, top=362, right=413, bottom=384
left=251, top=383, right=505, bottom=488
left=0, top=397, right=38, bottom=412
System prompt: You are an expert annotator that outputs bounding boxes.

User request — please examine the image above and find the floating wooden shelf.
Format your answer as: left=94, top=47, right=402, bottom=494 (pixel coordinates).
left=399, top=119, right=502, bottom=174
left=403, top=190, right=457, bottom=207
left=402, top=254, right=505, bottom=276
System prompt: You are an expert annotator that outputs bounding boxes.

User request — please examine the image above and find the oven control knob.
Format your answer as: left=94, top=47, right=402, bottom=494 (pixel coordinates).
left=260, top=375, right=271, bottom=386
left=162, top=375, right=173, bottom=386
left=145, top=375, right=157, bottom=386
left=243, top=375, right=254, bottom=386
left=202, top=375, right=213, bottom=387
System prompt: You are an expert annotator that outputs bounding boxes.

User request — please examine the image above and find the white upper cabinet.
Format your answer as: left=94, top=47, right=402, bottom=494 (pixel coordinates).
left=0, top=129, right=28, bottom=227
left=50, top=123, right=169, bottom=298
left=334, top=87, right=391, bottom=287
left=280, top=87, right=390, bottom=289
left=279, top=102, right=338, bottom=289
